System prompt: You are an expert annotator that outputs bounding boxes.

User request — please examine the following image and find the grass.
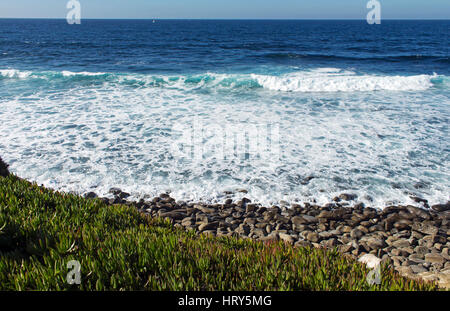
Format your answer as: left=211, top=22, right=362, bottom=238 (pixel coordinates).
left=0, top=174, right=438, bottom=291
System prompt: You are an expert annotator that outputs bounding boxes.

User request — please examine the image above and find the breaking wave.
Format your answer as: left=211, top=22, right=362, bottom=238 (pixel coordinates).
left=0, top=68, right=445, bottom=93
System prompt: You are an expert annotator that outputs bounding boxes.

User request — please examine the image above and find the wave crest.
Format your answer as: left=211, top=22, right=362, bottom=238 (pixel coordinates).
left=0, top=68, right=443, bottom=93
left=253, top=70, right=438, bottom=92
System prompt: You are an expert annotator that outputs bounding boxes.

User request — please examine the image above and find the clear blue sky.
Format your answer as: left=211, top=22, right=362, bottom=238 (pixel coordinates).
left=0, top=0, right=449, bottom=19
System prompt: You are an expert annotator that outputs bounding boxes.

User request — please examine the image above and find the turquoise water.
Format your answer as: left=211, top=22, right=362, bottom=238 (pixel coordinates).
left=0, top=19, right=449, bottom=208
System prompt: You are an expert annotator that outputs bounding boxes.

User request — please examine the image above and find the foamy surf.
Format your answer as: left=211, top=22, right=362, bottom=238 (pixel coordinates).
left=253, top=70, right=437, bottom=92
left=0, top=68, right=443, bottom=93
left=1, top=66, right=448, bottom=209
left=61, top=71, right=108, bottom=77
left=0, top=69, right=33, bottom=79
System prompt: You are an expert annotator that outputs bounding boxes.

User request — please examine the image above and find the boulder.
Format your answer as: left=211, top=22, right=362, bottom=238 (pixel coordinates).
left=108, top=188, right=130, bottom=199
left=431, top=202, right=450, bottom=213
left=295, top=240, right=313, bottom=248
left=406, top=205, right=431, bottom=220
left=391, top=238, right=411, bottom=249
left=302, top=215, right=318, bottom=223
left=195, top=205, right=215, bottom=214
left=414, top=245, right=430, bottom=256
left=339, top=193, right=357, bottom=201
left=159, top=211, right=186, bottom=220
left=198, top=221, right=219, bottom=232
left=0, top=157, right=9, bottom=177
left=425, top=253, right=445, bottom=264
left=84, top=192, right=98, bottom=199
left=317, top=209, right=345, bottom=220
left=323, top=238, right=338, bottom=248
left=350, top=228, right=364, bottom=240
left=306, top=232, right=321, bottom=243
left=410, top=196, right=428, bottom=206
left=412, top=222, right=439, bottom=236
left=365, top=237, right=387, bottom=250
left=279, top=233, right=294, bottom=245
left=410, top=264, right=428, bottom=274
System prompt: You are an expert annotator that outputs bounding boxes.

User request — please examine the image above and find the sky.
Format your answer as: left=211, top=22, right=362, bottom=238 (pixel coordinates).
left=0, top=0, right=449, bottom=19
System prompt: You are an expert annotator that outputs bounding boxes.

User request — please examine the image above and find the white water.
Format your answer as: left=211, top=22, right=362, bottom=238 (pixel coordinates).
left=0, top=68, right=441, bottom=93
left=253, top=69, right=436, bottom=92
left=0, top=68, right=448, bottom=208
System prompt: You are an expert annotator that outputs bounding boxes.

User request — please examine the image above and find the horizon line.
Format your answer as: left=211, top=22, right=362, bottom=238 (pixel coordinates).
left=0, top=17, right=449, bottom=21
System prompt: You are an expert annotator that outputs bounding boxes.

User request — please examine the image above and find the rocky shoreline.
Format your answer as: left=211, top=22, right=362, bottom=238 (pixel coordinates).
left=89, top=188, right=450, bottom=289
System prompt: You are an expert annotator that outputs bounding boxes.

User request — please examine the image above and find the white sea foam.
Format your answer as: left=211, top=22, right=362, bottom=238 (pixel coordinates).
left=0, top=68, right=440, bottom=93
left=61, top=71, right=107, bottom=77
left=253, top=69, right=436, bottom=92
left=0, top=68, right=448, bottom=208
left=0, top=69, right=32, bottom=79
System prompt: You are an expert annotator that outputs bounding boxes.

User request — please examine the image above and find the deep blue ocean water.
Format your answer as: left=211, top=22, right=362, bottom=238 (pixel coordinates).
left=0, top=19, right=449, bottom=208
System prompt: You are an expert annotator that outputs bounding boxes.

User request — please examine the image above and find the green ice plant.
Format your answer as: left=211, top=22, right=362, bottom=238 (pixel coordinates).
left=0, top=174, right=439, bottom=291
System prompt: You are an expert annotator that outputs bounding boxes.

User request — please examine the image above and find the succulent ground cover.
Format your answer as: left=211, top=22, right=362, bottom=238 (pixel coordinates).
left=0, top=172, right=438, bottom=290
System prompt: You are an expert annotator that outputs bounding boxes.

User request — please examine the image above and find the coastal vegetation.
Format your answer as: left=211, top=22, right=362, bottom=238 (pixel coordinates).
left=0, top=161, right=438, bottom=290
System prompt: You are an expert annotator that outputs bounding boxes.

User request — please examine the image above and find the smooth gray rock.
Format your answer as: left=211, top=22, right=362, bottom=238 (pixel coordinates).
left=412, top=222, right=439, bottom=236
left=391, top=239, right=411, bottom=249
left=350, top=228, right=364, bottom=240
left=306, top=232, right=321, bottom=243
left=410, top=264, right=428, bottom=274
left=279, top=233, right=295, bottom=245
left=366, top=237, right=387, bottom=250
left=425, top=253, right=445, bottom=264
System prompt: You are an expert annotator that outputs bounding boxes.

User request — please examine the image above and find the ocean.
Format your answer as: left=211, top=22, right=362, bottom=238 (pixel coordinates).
left=0, top=19, right=448, bottom=208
